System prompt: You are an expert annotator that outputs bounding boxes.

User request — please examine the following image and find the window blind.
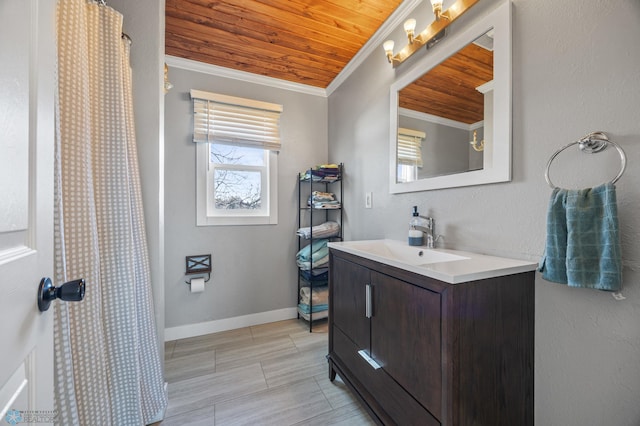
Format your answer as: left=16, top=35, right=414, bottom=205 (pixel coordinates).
left=397, top=128, right=425, bottom=167
left=191, top=89, right=283, bottom=151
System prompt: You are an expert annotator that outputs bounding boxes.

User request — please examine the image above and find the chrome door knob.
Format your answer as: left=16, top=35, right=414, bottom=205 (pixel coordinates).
left=37, top=277, right=85, bottom=312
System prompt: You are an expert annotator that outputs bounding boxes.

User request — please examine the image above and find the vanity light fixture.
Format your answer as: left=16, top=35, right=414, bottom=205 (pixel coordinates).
left=469, top=130, right=485, bottom=152
left=382, top=0, right=478, bottom=68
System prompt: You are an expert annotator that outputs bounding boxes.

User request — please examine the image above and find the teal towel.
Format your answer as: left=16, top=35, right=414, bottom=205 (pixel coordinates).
left=539, top=183, right=622, bottom=291
left=296, top=239, right=329, bottom=263
left=297, top=303, right=328, bottom=314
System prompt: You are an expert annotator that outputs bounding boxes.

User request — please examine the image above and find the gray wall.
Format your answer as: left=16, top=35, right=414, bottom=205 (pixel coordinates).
left=398, top=115, right=474, bottom=178
left=109, top=0, right=166, bottom=355
left=164, top=67, right=328, bottom=328
left=328, top=0, right=640, bottom=425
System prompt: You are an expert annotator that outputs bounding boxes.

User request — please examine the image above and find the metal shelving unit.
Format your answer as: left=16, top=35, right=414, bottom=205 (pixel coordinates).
left=296, top=163, right=343, bottom=332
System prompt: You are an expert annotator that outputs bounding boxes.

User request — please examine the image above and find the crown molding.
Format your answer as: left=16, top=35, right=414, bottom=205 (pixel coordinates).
left=325, top=0, right=422, bottom=96
left=399, top=107, right=481, bottom=131
left=165, top=55, right=327, bottom=98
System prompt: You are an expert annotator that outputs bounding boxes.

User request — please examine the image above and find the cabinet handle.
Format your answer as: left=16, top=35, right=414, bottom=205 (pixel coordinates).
left=358, top=350, right=381, bottom=370
left=365, top=284, right=372, bottom=318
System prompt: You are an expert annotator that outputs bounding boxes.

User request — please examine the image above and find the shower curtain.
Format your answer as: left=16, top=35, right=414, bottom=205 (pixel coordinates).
left=54, top=0, right=167, bottom=424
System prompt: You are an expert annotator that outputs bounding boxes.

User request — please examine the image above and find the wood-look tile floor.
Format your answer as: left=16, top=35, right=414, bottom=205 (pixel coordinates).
left=159, top=319, right=376, bottom=426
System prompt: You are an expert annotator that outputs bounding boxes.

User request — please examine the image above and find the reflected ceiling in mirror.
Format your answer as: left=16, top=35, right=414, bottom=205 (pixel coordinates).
left=399, top=32, right=493, bottom=125
left=389, top=0, right=511, bottom=193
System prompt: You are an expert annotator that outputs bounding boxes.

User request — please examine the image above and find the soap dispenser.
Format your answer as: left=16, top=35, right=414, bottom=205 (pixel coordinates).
left=408, top=206, right=424, bottom=246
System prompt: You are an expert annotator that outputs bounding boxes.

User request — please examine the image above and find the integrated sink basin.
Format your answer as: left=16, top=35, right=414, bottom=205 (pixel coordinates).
left=337, top=239, right=469, bottom=266
left=328, top=239, right=538, bottom=284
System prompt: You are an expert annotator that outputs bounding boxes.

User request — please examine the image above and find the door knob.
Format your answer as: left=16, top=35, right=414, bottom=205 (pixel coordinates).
left=37, top=277, right=85, bottom=312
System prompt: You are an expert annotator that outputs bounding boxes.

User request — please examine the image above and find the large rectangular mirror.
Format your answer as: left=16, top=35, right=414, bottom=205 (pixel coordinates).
left=389, top=1, right=511, bottom=193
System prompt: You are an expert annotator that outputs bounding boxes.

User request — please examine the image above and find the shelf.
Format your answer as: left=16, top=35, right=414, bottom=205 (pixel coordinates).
left=297, top=163, right=343, bottom=332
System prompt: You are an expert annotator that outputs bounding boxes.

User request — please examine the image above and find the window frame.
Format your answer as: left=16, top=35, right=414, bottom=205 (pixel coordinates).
left=192, top=90, right=281, bottom=226
left=196, top=143, right=278, bottom=226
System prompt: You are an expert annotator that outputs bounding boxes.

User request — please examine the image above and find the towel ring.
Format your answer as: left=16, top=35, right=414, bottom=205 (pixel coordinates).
left=544, top=131, right=626, bottom=189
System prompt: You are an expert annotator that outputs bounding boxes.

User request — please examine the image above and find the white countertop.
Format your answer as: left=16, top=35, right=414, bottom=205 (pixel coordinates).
left=328, top=239, right=538, bottom=284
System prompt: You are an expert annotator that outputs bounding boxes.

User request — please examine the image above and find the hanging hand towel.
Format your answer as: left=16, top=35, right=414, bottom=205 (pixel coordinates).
left=539, top=183, right=622, bottom=291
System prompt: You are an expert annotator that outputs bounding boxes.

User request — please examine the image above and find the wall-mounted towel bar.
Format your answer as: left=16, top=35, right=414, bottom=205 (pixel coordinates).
left=545, top=131, right=626, bottom=189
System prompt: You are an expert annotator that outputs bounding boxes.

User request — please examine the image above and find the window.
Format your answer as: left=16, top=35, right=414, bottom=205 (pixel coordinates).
left=396, top=128, right=425, bottom=183
left=191, top=90, right=282, bottom=226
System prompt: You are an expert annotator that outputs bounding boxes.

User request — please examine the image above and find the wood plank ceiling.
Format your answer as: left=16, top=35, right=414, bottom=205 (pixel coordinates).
left=399, top=42, right=493, bottom=124
left=165, top=0, right=404, bottom=88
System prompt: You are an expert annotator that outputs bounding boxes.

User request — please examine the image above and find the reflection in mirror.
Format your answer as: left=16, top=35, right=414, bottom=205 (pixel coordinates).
left=397, top=30, right=493, bottom=182
left=389, top=0, right=511, bottom=193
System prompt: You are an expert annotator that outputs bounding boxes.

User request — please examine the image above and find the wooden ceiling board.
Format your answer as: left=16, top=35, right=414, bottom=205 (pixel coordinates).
left=169, top=0, right=366, bottom=53
left=165, top=22, right=341, bottom=85
left=166, top=0, right=403, bottom=87
left=165, top=18, right=347, bottom=72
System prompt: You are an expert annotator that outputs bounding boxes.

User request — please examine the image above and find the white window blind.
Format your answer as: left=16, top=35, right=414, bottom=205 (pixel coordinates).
left=191, top=89, right=283, bottom=151
left=397, top=128, right=425, bottom=167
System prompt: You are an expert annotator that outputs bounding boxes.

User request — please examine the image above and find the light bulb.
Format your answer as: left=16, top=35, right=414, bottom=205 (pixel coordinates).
left=403, top=18, right=416, bottom=33
left=383, top=40, right=395, bottom=64
left=404, top=19, right=417, bottom=43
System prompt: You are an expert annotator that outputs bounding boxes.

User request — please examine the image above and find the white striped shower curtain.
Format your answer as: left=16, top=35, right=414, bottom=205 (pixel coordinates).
left=54, top=0, right=167, bottom=424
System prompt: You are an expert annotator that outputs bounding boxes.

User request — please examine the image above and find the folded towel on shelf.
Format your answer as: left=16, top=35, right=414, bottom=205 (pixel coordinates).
left=298, top=308, right=329, bottom=321
left=296, top=239, right=328, bottom=263
left=300, top=286, right=329, bottom=306
left=300, top=275, right=328, bottom=288
left=311, top=191, right=335, bottom=201
left=306, top=191, right=341, bottom=209
left=299, top=269, right=329, bottom=281
left=296, top=221, right=341, bottom=239
left=299, top=165, right=341, bottom=182
left=297, top=303, right=329, bottom=314
left=311, top=201, right=341, bottom=209
left=538, top=183, right=622, bottom=291
left=297, top=254, right=329, bottom=270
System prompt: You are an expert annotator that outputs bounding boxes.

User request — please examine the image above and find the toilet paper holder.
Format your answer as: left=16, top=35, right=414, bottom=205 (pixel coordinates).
left=185, top=254, right=212, bottom=285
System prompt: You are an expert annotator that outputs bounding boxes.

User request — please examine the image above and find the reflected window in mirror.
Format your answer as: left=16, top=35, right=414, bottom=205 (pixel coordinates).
left=397, top=127, right=425, bottom=183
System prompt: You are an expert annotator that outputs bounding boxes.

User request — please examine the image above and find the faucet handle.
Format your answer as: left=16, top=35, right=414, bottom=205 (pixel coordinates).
left=426, top=233, right=443, bottom=249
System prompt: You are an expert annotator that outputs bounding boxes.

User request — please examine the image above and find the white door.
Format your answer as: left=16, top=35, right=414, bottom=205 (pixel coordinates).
left=0, top=1, right=57, bottom=424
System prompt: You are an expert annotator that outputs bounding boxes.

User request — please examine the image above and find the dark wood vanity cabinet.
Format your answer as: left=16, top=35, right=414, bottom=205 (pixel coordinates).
left=328, top=249, right=534, bottom=426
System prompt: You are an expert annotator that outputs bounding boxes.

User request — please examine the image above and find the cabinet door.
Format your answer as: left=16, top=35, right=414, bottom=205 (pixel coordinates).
left=370, top=271, right=442, bottom=420
left=331, top=256, right=370, bottom=351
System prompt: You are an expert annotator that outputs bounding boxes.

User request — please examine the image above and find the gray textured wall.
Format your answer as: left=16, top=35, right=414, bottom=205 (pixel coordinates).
left=328, top=0, right=640, bottom=424
left=163, top=67, right=328, bottom=328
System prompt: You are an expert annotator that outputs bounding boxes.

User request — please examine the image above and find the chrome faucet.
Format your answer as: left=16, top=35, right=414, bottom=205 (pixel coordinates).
left=414, top=216, right=440, bottom=248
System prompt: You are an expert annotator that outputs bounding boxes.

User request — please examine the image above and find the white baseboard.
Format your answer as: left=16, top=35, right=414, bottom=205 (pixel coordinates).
left=164, top=307, right=298, bottom=342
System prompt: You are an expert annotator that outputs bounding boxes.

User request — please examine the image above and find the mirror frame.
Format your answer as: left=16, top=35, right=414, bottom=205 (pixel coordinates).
left=389, top=0, right=512, bottom=193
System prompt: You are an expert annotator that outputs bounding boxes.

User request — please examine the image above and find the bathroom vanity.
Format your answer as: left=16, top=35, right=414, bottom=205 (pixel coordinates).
left=327, top=240, right=536, bottom=425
